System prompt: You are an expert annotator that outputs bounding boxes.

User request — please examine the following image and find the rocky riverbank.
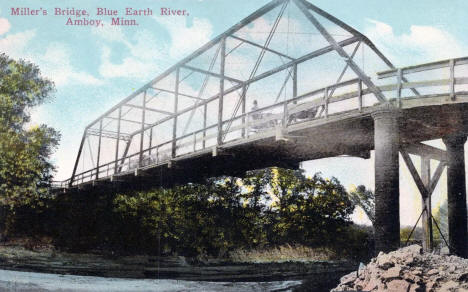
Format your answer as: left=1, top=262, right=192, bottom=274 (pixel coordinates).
left=332, top=245, right=468, bottom=292
left=0, top=244, right=356, bottom=286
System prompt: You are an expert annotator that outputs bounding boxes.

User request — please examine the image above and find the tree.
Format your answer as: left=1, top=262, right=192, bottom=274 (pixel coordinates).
left=249, top=168, right=354, bottom=246
left=0, top=53, right=60, bottom=208
left=349, top=185, right=375, bottom=226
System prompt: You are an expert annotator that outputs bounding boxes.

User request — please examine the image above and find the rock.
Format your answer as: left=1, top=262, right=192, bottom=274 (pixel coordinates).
left=405, top=256, right=414, bottom=265
left=354, top=283, right=364, bottom=291
left=382, top=266, right=402, bottom=280
left=332, top=245, right=468, bottom=292
left=402, top=245, right=423, bottom=256
left=426, top=280, right=438, bottom=290
left=459, top=272, right=468, bottom=282
left=377, top=254, right=395, bottom=270
left=438, top=280, right=459, bottom=292
left=387, top=279, right=410, bottom=292
left=409, top=283, right=423, bottom=292
left=363, top=277, right=381, bottom=291
left=404, top=273, right=421, bottom=284
left=339, top=271, right=357, bottom=285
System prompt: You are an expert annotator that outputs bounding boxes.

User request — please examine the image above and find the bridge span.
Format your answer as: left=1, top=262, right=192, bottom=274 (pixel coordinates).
left=54, top=0, right=468, bottom=258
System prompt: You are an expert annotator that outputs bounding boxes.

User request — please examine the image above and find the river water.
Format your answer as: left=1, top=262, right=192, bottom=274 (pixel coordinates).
left=0, top=269, right=302, bottom=291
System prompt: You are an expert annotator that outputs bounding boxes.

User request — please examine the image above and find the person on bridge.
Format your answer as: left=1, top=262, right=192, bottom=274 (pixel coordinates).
left=251, top=100, right=261, bottom=120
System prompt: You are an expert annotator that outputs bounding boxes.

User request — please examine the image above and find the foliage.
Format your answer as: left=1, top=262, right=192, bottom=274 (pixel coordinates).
left=0, top=53, right=54, bottom=130
left=6, top=168, right=364, bottom=259
left=0, top=54, right=59, bottom=209
left=333, top=224, right=374, bottom=261
left=0, top=125, right=60, bottom=206
left=261, top=168, right=354, bottom=246
left=349, top=185, right=375, bottom=225
left=111, top=169, right=355, bottom=256
left=400, top=226, right=422, bottom=245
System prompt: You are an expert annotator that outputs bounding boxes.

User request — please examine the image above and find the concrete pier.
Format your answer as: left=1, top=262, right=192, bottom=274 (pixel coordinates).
left=443, top=135, right=468, bottom=258
left=372, top=106, right=400, bottom=254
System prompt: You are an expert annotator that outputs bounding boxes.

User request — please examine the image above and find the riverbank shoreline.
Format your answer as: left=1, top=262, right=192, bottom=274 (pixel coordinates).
left=0, top=243, right=356, bottom=290
left=0, top=244, right=356, bottom=282
left=0, top=269, right=304, bottom=292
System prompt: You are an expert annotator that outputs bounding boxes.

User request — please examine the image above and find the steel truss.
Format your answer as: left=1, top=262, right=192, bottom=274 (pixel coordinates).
left=70, top=0, right=400, bottom=186
left=67, top=0, right=466, bottom=204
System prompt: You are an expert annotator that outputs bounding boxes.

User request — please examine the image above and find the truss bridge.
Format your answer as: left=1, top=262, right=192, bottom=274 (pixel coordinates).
left=53, top=0, right=468, bottom=258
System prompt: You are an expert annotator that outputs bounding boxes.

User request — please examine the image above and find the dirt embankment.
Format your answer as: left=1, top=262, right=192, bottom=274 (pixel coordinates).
left=332, top=245, right=468, bottom=292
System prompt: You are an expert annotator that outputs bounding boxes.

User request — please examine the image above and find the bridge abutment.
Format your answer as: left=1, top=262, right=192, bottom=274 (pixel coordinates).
left=372, top=106, right=400, bottom=254
left=442, top=134, right=468, bottom=258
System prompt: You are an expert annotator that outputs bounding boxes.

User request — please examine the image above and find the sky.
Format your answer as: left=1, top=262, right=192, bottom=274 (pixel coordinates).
left=1, top=0, right=467, bottom=226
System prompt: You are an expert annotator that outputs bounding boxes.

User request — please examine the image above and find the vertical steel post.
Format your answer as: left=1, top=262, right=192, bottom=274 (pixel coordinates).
left=397, top=68, right=402, bottom=108
left=421, top=157, right=433, bottom=252
left=172, top=69, right=180, bottom=158
left=149, top=127, right=153, bottom=157
left=449, top=59, right=455, bottom=100
left=139, top=92, right=147, bottom=167
left=217, top=38, right=226, bottom=146
left=203, top=103, right=207, bottom=149
left=286, top=63, right=297, bottom=126
left=241, top=84, right=247, bottom=138
left=358, top=79, right=363, bottom=112
left=114, top=107, right=122, bottom=174
left=324, top=87, right=329, bottom=118
left=293, top=63, right=298, bottom=100
left=193, top=133, right=196, bottom=152
left=96, top=120, right=103, bottom=180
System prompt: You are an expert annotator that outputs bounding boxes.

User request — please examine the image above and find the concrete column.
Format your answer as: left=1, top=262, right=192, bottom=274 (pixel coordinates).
left=372, top=106, right=400, bottom=254
left=442, top=134, right=468, bottom=258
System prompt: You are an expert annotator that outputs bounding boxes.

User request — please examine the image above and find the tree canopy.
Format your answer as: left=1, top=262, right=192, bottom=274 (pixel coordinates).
left=105, top=168, right=357, bottom=256
left=0, top=53, right=60, bottom=207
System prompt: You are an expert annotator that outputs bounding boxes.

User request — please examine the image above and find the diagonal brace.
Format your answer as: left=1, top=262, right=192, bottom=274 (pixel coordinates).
left=293, top=0, right=386, bottom=102
left=400, top=148, right=446, bottom=199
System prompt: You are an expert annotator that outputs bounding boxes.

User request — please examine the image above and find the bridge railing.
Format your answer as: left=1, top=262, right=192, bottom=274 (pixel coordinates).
left=51, top=180, right=70, bottom=189
left=377, top=56, right=468, bottom=100
left=220, top=77, right=366, bottom=144
left=65, top=77, right=367, bottom=187
left=65, top=77, right=372, bottom=186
